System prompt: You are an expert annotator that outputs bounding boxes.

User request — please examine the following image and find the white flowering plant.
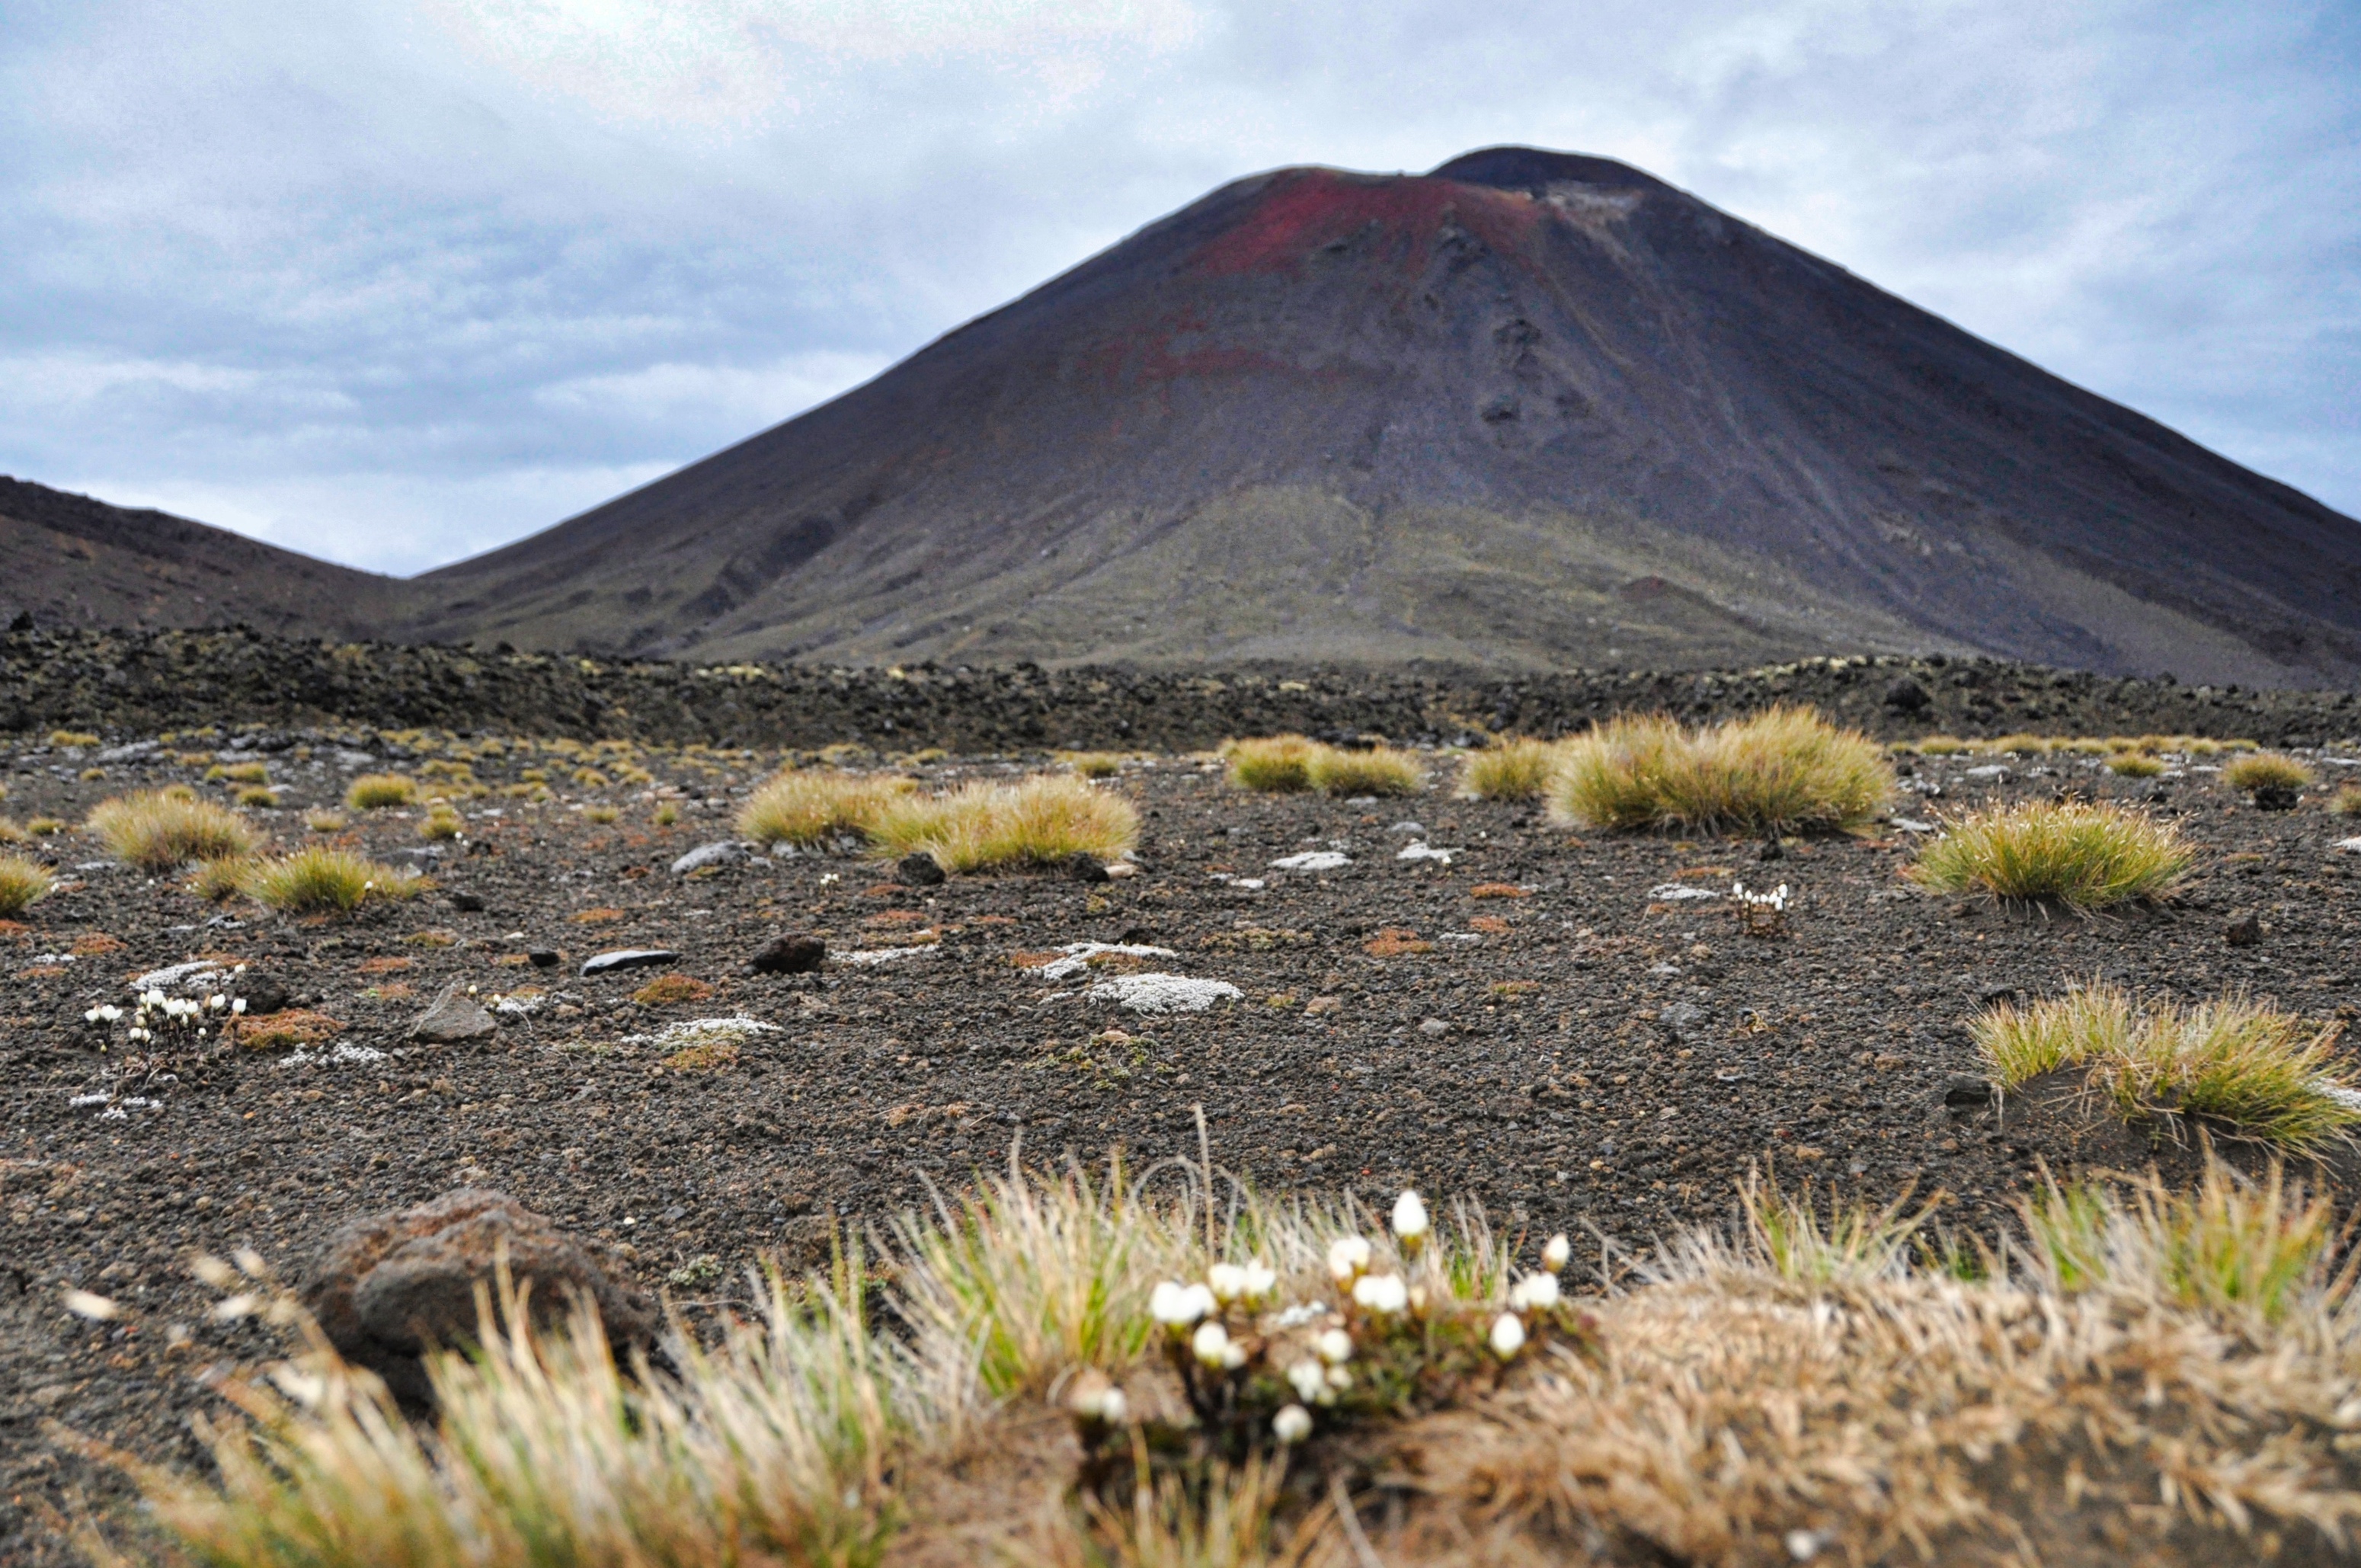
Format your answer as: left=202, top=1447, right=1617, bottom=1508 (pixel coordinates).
left=1731, top=880, right=1790, bottom=937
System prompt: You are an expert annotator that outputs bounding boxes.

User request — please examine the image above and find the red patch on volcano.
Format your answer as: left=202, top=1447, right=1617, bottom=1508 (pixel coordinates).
left=1188, top=169, right=1541, bottom=279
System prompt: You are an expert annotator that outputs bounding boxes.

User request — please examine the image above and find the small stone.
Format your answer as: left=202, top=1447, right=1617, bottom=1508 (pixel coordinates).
left=382, top=846, right=445, bottom=868
left=1659, top=1002, right=1704, bottom=1038
left=1387, top=821, right=1427, bottom=838
left=528, top=949, right=560, bottom=968
left=581, top=949, right=681, bottom=976
left=1963, top=765, right=2009, bottom=781
left=750, top=933, right=826, bottom=974
left=897, top=852, right=946, bottom=887
left=2225, top=911, right=2263, bottom=947
left=302, top=1189, right=655, bottom=1409
left=410, top=985, right=497, bottom=1044
left=1270, top=851, right=1352, bottom=872
left=670, top=840, right=752, bottom=875
left=2253, top=785, right=2299, bottom=812
left=449, top=891, right=485, bottom=913
left=1418, top=1017, right=1452, bottom=1036
left=1063, top=851, right=1110, bottom=883
left=233, top=972, right=291, bottom=1016
left=1102, top=861, right=1138, bottom=879
left=1758, top=836, right=1784, bottom=862
left=1940, top=1075, right=1994, bottom=1107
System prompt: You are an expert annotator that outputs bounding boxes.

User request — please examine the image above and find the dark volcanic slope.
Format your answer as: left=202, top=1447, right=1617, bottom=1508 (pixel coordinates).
left=389, top=147, right=2361, bottom=686
left=0, top=477, right=403, bottom=639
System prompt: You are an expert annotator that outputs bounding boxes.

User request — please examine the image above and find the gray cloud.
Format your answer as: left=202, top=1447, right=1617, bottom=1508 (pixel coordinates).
left=2, top=0, right=2353, bottom=575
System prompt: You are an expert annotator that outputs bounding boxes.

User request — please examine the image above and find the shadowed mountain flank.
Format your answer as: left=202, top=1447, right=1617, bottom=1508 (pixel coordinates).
left=0, top=477, right=404, bottom=640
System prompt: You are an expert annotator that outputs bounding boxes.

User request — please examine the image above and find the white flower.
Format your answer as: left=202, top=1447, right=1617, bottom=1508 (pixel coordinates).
left=1391, top=1189, right=1429, bottom=1247
left=1489, top=1312, right=1526, bottom=1360
left=1272, top=1404, right=1313, bottom=1444
left=1191, top=1320, right=1232, bottom=1369
left=1221, top=1339, right=1247, bottom=1370
left=1315, top=1327, right=1354, bottom=1365
left=1288, top=1359, right=1326, bottom=1403
left=1324, top=1363, right=1352, bottom=1392
left=1097, top=1387, right=1128, bottom=1425
left=1207, top=1262, right=1249, bottom=1303
left=1542, top=1234, right=1572, bottom=1272
left=1510, top=1272, right=1560, bottom=1311
left=84, top=1007, right=101, bottom=1023
left=1352, top=1274, right=1408, bottom=1314
left=232, top=998, right=247, bottom=1015
left=208, top=994, right=227, bottom=1010
left=1240, top=1260, right=1277, bottom=1301
left=1326, top=1235, right=1372, bottom=1282
left=1151, top=1280, right=1214, bottom=1330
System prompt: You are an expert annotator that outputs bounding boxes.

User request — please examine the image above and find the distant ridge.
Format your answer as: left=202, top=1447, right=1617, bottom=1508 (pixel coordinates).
left=0, top=477, right=401, bottom=640
left=12, top=146, right=2361, bottom=685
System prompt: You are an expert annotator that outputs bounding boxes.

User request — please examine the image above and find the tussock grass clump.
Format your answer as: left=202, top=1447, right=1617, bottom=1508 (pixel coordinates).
left=1460, top=737, right=1563, bottom=800
left=2333, top=783, right=2361, bottom=816
left=869, top=775, right=1139, bottom=873
left=2107, top=753, right=2164, bottom=778
left=1060, top=751, right=1125, bottom=779
left=1908, top=798, right=2189, bottom=908
left=241, top=848, right=427, bottom=913
left=48, top=728, right=99, bottom=747
left=344, top=773, right=417, bottom=811
left=0, top=854, right=56, bottom=917
left=0, top=817, right=27, bottom=844
left=1910, top=734, right=1969, bottom=755
left=420, top=806, right=465, bottom=840
left=2222, top=752, right=2313, bottom=797
left=737, top=768, right=915, bottom=846
left=235, top=786, right=278, bottom=808
left=1222, top=734, right=1317, bottom=792
left=1304, top=744, right=1424, bottom=797
left=1988, top=732, right=2052, bottom=756
left=189, top=856, right=254, bottom=902
left=1550, top=706, right=1892, bottom=834
left=87, top=791, right=258, bottom=872
left=303, top=810, right=346, bottom=834
left=1975, top=984, right=2359, bottom=1150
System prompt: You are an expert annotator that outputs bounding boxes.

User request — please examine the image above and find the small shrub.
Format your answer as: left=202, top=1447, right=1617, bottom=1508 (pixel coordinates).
left=242, top=848, right=427, bottom=913
left=345, top=773, right=417, bottom=811
left=1908, top=799, right=2188, bottom=908
left=235, top=786, right=279, bottom=808
left=654, top=803, right=680, bottom=827
left=634, top=974, right=715, bottom=1006
left=1550, top=706, right=1892, bottom=834
left=1305, top=744, right=1425, bottom=797
left=421, top=807, right=465, bottom=840
left=0, top=855, right=56, bottom=917
left=2107, top=754, right=2164, bottom=779
left=2222, top=753, right=2312, bottom=796
left=583, top=804, right=619, bottom=825
left=870, top=775, right=1139, bottom=873
left=1460, top=738, right=1562, bottom=801
left=87, top=792, right=258, bottom=871
left=1223, top=735, right=1316, bottom=792
left=1975, top=984, right=2359, bottom=1150
left=737, top=769, right=915, bottom=846
left=306, top=810, right=347, bottom=834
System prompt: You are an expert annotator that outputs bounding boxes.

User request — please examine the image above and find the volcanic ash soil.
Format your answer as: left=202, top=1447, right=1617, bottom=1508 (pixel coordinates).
left=4, top=740, right=2361, bottom=1558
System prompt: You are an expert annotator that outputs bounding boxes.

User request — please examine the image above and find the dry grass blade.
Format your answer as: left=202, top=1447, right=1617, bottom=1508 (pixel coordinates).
left=1549, top=705, right=1892, bottom=834
left=87, top=790, right=258, bottom=871
left=1908, top=798, right=2190, bottom=907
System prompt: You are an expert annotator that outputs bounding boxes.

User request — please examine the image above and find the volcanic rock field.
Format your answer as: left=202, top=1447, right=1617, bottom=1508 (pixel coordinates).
left=4, top=686, right=2361, bottom=1559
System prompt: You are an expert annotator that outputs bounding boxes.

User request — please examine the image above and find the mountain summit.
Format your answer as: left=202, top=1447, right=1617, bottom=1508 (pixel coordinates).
left=94, top=149, right=2361, bottom=681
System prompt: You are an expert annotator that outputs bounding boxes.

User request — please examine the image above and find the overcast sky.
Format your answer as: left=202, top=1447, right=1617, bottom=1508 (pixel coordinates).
left=2, top=0, right=2355, bottom=577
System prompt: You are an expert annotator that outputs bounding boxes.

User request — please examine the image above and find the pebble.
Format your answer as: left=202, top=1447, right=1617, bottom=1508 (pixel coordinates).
left=750, top=933, right=826, bottom=974
left=449, top=891, right=485, bottom=912
left=1062, top=851, right=1110, bottom=883
left=581, top=949, right=682, bottom=976
left=670, top=840, right=753, bottom=875
left=1087, top=973, right=1243, bottom=1013
left=897, top=851, right=946, bottom=886
left=1396, top=843, right=1454, bottom=864
left=1270, top=851, right=1351, bottom=872
left=410, top=985, right=498, bottom=1044
left=2225, top=910, right=2263, bottom=948
left=528, top=949, right=560, bottom=968
left=1963, top=765, right=2010, bottom=780
left=1646, top=884, right=1720, bottom=901
left=1388, top=821, right=1426, bottom=837
left=1418, top=1017, right=1452, bottom=1035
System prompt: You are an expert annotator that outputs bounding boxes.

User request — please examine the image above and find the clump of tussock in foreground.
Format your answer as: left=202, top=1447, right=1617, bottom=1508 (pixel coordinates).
left=1909, top=798, right=2190, bottom=908
left=0, top=853, right=56, bottom=917
left=735, top=767, right=916, bottom=846
left=2222, top=751, right=2314, bottom=798
left=238, top=847, right=428, bottom=913
left=1224, top=735, right=1425, bottom=797
left=81, top=1155, right=2361, bottom=1568
left=868, top=773, right=1139, bottom=872
left=1548, top=705, right=1892, bottom=834
left=1458, top=736, right=1563, bottom=800
left=1974, top=984, right=2359, bottom=1150
left=86, top=791, right=258, bottom=872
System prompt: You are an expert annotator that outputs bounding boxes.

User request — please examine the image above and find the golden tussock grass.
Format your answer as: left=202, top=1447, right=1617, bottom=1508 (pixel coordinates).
left=2223, top=752, right=2314, bottom=795
left=0, top=816, right=27, bottom=844
left=2333, top=783, right=2361, bottom=817
left=1974, top=984, right=2359, bottom=1150
left=2107, top=752, right=2165, bottom=777
left=0, top=853, right=56, bottom=917
left=1458, top=737, right=1563, bottom=801
left=1060, top=751, right=1126, bottom=779
left=1225, top=736, right=1425, bottom=797
left=86, top=791, right=258, bottom=871
left=420, top=807, right=465, bottom=840
left=1908, top=798, right=2190, bottom=908
left=1549, top=706, right=1892, bottom=834
left=240, top=847, right=429, bottom=913
left=75, top=1154, right=2361, bottom=1568
left=344, top=773, right=417, bottom=811
left=736, top=768, right=916, bottom=846
left=868, top=774, right=1140, bottom=872
left=1222, top=734, right=1318, bottom=792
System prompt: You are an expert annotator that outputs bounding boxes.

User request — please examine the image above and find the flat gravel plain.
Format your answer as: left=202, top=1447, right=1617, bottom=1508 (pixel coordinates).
left=3, top=736, right=2359, bottom=1560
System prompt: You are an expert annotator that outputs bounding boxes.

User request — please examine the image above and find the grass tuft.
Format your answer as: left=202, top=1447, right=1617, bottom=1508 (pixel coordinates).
left=2222, top=752, right=2313, bottom=796
left=0, top=854, right=56, bottom=917
left=420, top=806, right=465, bottom=840
left=1908, top=798, right=2189, bottom=908
left=1549, top=705, right=1892, bottom=834
left=2107, top=753, right=2164, bottom=778
left=1304, top=744, right=1424, bottom=798
left=344, top=773, right=417, bottom=811
left=1975, top=984, right=2360, bottom=1150
left=1459, top=738, right=1563, bottom=801
left=1222, top=735, right=1316, bottom=793
left=1060, top=751, right=1125, bottom=779
left=869, top=775, right=1139, bottom=873
left=241, top=847, right=428, bottom=913
left=2333, top=783, right=2361, bottom=817
left=87, top=791, right=258, bottom=872
left=190, top=856, right=254, bottom=902
left=737, top=769, right=915, bottom=846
